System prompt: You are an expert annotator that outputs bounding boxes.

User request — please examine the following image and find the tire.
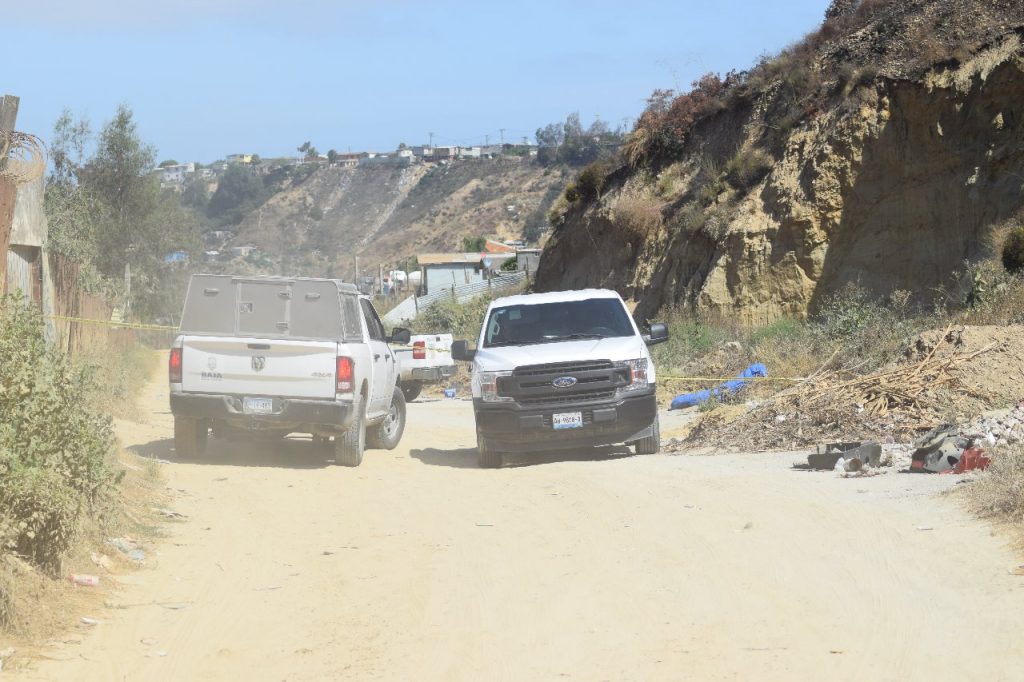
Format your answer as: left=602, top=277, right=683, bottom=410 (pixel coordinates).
left=335, top=396, right=365, bottom=466
left=367, top=387, right=406, bottom=450
left=400, top=381, right=423, bottom=402
left=632, top=415, right=661, bottom=455
left=476, top=428, right=503, bottom=469
left=174, top=417, right=208, bottom=458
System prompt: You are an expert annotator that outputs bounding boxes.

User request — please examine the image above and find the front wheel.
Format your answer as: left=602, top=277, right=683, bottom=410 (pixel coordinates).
left=632, top=415, right=661, bottom=455
left=174, top=417, right=208, bottom=458
left=335, top=396, right=365, bottom=466
left=400, top=381, right=423, bottom=402
left=367, top=388, right=406, bottom=450
left=476, top=429, right=503, bottom=469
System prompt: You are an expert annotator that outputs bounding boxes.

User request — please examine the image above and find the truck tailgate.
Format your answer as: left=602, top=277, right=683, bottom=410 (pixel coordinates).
left=181, top=336, right=338, bottom=399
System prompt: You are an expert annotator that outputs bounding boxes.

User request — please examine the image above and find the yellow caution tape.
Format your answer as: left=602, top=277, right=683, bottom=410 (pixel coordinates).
left=45, top=315, right=178, bottom=332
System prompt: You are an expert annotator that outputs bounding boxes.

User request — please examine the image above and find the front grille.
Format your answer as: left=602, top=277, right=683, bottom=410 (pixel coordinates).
left=500, top=360, right=625, bottom=407
left=520, top=390, right=616, bottom=407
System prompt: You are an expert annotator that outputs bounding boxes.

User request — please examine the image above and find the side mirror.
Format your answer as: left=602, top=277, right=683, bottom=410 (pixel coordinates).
left=644, top=323, right=669, bottom=346
left=389, top=327, right=412, bottom=345
left=451, top=340, right=476, bottom=362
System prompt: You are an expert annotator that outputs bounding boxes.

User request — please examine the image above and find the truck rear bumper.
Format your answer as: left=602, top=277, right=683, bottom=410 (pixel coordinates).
left=406, top=365, right=457, bottom=383
left=170, top=392, right=353, bottom=433
left=473, top=390, right=657, bottom=453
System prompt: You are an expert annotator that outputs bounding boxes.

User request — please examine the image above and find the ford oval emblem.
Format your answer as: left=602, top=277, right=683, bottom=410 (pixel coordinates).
left=552, top=376, right=578, bottom=389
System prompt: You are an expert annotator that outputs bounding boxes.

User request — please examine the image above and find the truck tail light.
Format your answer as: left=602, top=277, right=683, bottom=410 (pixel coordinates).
left=336, top=356, right=354, bottom=394
left=412, top=340, right=426, bottom=360
left=169, top=348, right=183, bottom=383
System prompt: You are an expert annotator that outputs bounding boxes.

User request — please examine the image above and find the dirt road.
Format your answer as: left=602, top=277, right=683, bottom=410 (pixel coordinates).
left=17, top=373, right=1024, bottom=681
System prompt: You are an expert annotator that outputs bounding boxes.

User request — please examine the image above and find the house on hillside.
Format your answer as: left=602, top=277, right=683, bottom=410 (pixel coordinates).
left=458, top=146, right=482, bottom=160
left=417, top=251, right=517, bottom=295
left=156, top=162, right=196, bottom=188
left=226, top=153, right=254, bottom=165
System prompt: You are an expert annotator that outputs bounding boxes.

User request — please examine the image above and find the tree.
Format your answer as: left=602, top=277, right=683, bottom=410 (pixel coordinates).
left=207, top=164, right=267, bottom=223
left=462, top=235, right=487, bottom=252
left=327, top=149, right=339, bottom=165
left=298, top=141, right=312, bottom=155
left=77, top=104, right=160, bottom=278
left=535, top=122, right=564, bottom=166
left=158, top=159, right=180, bottom=168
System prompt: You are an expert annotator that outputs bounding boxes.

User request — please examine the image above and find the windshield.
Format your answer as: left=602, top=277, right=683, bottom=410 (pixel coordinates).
left=483, top=298, right=635, bottom=347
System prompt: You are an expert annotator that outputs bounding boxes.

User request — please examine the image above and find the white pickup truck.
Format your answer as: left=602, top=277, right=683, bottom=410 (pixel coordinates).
left=169, top=274, right=411, bottom=466
left=452, top=289, right=669, bottom=468
left=391, top=333, right=457, bottom=401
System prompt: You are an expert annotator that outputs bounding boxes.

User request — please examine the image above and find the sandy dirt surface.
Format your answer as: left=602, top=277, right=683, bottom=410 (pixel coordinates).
left=14, top=373, right=1024, bottom=681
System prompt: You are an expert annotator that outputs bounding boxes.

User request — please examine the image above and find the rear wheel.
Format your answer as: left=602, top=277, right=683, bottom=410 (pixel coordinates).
left=174, top=417, right=208, bottom=458
left=335, top=396, right=365, bottom=466
left=632, top=415, right=661, bottom=455
left=476, top=428, right=503, bottom=469
left=400, top=381, right=423, bottom=402
left=367, top=388, right=406, bottom=450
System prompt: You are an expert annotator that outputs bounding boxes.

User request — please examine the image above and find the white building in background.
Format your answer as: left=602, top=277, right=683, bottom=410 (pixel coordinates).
left=157, top=162, right=196, bottom=186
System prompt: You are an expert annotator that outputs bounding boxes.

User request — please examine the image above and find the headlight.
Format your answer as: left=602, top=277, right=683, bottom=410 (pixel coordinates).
left=615, top=358, right=649, bottom=392
left=480, top=370, right=514, bottom=402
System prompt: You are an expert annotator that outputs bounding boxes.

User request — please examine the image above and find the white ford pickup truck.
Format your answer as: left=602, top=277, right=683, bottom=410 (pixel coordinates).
left=169, top=274, right=411, bottom=466
left=452, top=289, right=669, bottom=468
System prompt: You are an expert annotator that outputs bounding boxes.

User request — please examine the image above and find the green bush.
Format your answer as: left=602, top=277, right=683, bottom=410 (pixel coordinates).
left=725, top=148, right=773, bottom=191
left=411, top=295, right=494, bottom=340
left=575, top=162, right=609, bottom=202
left=0, top=296, right=117, bottom=575
left=1002, top=227, right=1024, bottom=274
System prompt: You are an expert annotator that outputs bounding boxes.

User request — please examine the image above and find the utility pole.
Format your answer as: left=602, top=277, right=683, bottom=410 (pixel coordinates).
left=0, top=94, right=20, bottom=290
left=499, top=128, right=505, bottom=149
left=429, top=132, right=434, bottom=149
left=354, top=255, right=359, bottom=284
left=485, top=134, right=489, bottom=147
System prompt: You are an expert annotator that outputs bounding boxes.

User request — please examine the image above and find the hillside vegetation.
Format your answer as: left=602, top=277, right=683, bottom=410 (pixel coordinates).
left=535, top=0, right=1024, bottom=323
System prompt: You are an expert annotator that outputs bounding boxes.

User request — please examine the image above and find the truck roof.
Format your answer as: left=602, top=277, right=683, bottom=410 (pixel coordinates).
left=488, top=288, right=624, bottom=309
left=191, top=273, right=360, bottom=295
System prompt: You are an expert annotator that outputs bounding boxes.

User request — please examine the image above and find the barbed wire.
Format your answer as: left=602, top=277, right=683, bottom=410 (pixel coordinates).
left=0, top=130, right=46, bottom=185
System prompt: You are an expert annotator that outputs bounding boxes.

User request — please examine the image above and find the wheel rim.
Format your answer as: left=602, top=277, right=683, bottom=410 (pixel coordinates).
left=382, top=404, right=399, bottom=439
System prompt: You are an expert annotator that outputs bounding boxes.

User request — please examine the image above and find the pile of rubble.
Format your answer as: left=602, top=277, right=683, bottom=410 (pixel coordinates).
left=677, top=325, right=1024, bottom=453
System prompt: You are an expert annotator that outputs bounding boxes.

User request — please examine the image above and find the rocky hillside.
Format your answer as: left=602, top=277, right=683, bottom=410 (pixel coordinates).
left=230, top=158, right=569, bottom=278
left=535, top=0, right=1024, bottom=323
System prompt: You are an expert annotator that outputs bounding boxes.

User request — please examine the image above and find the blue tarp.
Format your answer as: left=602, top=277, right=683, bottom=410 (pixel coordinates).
left=669, top=363, right=768, bottom=410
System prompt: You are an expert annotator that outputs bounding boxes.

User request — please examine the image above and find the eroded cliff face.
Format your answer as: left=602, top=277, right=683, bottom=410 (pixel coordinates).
left=537, top=35, right=1024, bottom=323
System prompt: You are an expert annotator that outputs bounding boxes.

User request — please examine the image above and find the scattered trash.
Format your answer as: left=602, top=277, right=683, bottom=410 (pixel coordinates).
left=107, top=537, right=146, bottom=563
left=154, top=508, right=188, bottom=519
left=916, top=526, right=934, bottom=531
left=444, top=388, right=457, bottom=398
left=140, top=638, right=157, bottom=646
left=69, top=574, right=100, bottom=587
left=322, top=550, right=335, bottom=556
left=670, top=363, right=768, bottom=410
left=801, top=441, right=881, bottom=472
left=80, top=617, right=100, bottom=626
left=90, top=552, right=113, bottom=571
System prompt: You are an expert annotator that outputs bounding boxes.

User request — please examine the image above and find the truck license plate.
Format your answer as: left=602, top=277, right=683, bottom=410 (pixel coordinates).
left=552, top=412, right=583, bottom=430
left=243, top=397, right=274, bottom=415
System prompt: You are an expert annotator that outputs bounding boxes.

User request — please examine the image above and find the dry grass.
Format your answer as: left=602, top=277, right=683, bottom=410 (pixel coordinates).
left=963, top=444, right=1024, bottom=530
left=613, top=196, right=664, bottom=241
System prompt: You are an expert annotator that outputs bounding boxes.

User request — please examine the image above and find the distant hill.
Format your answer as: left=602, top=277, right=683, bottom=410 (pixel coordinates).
left=223, top=157, right=570, bottom=278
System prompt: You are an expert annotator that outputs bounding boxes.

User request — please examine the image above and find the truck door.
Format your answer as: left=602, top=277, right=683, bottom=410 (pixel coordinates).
left=360, top=298, right=393, bottom=415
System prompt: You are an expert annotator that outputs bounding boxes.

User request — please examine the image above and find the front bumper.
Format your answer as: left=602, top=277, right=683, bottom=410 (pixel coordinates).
left=473, top=389, right=657, bottom=453
left=170, top=392, right=354, bottom=433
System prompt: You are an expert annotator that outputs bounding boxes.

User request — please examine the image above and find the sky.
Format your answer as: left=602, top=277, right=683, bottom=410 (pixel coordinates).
left=4, top=0, right=830, bottom=164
